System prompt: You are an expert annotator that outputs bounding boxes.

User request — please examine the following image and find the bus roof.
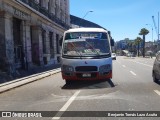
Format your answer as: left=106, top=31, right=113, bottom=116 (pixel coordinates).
left=65, top=28, right=108, bottom=33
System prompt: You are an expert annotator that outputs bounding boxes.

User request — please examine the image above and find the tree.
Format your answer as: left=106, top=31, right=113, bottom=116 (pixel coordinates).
left=127, top=41, right=133, bottom=52
left=139, top=28, right=149, bottom=57
left=126, top=39, right=135, bottom=52
left=135, top=37, right=143, bottom=57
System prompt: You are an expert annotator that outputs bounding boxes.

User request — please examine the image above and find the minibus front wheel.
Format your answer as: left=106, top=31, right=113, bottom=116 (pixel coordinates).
left=65, top=80, right=73, bottom=84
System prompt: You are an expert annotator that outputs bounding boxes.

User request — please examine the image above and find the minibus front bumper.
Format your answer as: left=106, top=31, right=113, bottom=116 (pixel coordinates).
left=62, top=71, right=112, bottom=80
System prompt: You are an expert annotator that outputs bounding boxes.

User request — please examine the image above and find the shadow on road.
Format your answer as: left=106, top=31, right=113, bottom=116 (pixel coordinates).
left=155, top=80, right=160, bottom=85
left=61, top=79, right=116, bottom=90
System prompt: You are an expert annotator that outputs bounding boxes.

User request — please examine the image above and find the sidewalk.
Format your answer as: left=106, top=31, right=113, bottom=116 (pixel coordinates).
left=0, top=64, right=61, bottom=84
left=123, top=56, right=156, bottom=59
left=137, top=56, right=156, bottom=59
left=0, top=64, right=61, bottom=93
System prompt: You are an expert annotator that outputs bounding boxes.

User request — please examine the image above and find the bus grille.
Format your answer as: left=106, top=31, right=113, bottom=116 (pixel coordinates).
left=75, top=66, right=98, bottom=72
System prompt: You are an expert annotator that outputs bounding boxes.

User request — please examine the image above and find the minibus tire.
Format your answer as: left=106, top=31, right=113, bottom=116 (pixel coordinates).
left=153, top=72, right=158, bottom=83
left=65, top=80, right=72, bottom=84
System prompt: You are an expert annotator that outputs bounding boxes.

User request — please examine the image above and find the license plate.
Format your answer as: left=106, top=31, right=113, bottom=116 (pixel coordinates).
left=82, top=73, right=91, bottom=77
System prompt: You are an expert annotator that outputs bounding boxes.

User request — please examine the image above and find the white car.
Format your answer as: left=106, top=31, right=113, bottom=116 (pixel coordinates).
left=152, top=51, right=160, bottom=83
left=112, top=53, right=116, bottom=60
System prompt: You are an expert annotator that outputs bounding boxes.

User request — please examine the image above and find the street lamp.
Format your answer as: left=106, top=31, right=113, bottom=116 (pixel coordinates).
left=158, top=12, right=159, bottom=41
left=79, top=10, right=93, bottom=28
left=82, top=10, right=93, bottom=19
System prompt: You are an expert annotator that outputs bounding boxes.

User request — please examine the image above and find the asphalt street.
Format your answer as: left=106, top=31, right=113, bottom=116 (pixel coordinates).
left=0, top=56, right=160, bottom=120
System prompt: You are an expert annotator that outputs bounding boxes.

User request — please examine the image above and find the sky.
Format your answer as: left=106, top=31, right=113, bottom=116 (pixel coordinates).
left=70, top=0, right=160, bottom=41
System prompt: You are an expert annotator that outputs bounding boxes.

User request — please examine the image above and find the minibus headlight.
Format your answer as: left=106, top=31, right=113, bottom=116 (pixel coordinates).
left=62, top=65, right=74, bottom=72
left=99, top=64, right=111, bottom=73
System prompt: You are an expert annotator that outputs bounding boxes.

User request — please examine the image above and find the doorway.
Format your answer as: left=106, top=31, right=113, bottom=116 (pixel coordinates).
left=13, top=18, right=24, bottom=69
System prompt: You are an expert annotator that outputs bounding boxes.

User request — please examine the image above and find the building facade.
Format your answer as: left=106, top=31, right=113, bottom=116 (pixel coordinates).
left=0, top=0, right=70, bottom=74
left=116, top=40, right=128, bottom=50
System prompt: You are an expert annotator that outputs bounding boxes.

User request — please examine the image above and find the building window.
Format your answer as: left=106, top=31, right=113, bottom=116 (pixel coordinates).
left=42, top=30, right=46, bottom=54
left=34, top=0, right=40, bottom=4
left=49, top=32, right=53, bottom=49
left=60, top=9, right=62, bottom=20
left=56, top=34, right=59, bottom=54
left=39, top=0, right=42, bottom=6
left=55, top=6, right=58, bottom=17
left=50, top=32, right=55, bottom=58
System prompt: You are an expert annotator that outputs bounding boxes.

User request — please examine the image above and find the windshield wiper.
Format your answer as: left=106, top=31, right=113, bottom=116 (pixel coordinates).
left=68, top=42, right=83, bottom=59
left=85, top=40, right=100, bottom=55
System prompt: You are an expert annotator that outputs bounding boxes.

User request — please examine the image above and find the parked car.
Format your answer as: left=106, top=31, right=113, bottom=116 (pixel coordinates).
left=152, top=51, right=160, bottom=82
left=127, top=52, right=135, bottom=57
left=112, top=53, right=116, bottom=60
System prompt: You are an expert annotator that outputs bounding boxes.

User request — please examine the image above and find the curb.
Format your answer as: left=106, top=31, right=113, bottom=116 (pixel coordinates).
left=123, top=57, right=156, bottom=59
left=123, top=57, right=135, bottom=59
left=0, top=68, right=61, bottom=93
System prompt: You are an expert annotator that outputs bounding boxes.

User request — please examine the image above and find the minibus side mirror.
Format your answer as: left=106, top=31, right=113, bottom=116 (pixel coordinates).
left=111, top=38, right=114, bottom=46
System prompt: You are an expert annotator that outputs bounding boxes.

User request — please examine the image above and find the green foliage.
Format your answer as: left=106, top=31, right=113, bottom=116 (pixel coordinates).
left=139, top=28, right=149, bottom=36
left=134, top=37, right=142, bottom=45
left=139, top=28, right=149, bottom=57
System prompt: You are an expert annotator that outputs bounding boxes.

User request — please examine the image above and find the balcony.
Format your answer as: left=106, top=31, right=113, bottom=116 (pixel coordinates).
left=18, top=0, right=70, bottom=29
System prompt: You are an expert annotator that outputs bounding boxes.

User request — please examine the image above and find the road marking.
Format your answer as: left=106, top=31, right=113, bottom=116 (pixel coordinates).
left=130, top=71, right=136, bottom=76
left=154, top=90, right=160, bottom=96
left=52, top=90, right=81, bottom=119
left=116, top=61, right=121, bottom=64
left=130, top=60, right=152, bottom=68
left=122, top=65, right=126, bottom=68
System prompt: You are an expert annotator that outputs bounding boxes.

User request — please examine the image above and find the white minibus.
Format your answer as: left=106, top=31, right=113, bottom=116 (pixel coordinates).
left=61, top=28, right=114, bottom=84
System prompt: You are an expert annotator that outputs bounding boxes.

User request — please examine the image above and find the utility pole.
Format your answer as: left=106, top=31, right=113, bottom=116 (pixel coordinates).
left=158, top=12, right=159, bottom=41
left=152, top=12, right=160, bottom=52
left=152, top=16, right=158, bottom=40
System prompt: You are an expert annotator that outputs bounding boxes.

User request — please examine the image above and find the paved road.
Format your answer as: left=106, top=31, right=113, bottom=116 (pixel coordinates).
left=0, top=56, right=160, bottom=120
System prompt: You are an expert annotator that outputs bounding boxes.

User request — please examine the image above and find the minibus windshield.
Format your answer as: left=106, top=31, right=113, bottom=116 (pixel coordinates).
left=63, top=32, right=110, bottom=57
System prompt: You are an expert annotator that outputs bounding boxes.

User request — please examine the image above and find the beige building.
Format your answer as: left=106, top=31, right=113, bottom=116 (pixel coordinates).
left=0, top=0, right=70, bottom=73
